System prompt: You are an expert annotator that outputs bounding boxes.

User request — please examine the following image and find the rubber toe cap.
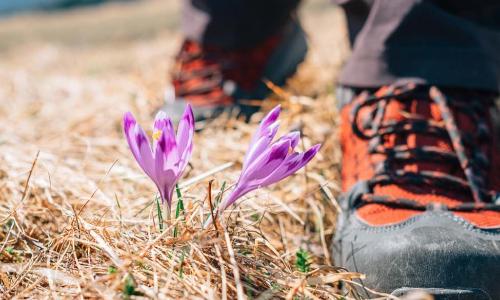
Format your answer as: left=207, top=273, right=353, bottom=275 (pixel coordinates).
left=333, top=211, right=500, bottom=298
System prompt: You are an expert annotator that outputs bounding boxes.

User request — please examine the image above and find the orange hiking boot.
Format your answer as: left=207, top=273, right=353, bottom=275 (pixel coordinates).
left=162, top=20, right=307, bottom=123
left=333, top=83, right=500, bottom=299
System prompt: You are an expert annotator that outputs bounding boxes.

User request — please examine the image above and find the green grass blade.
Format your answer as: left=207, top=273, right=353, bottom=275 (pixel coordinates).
left=214, top=181, right=226, bottom=206
left=173, top=184, right=184, bottom=237
left=155, top=195, right=163, bottom=233
left=175, top=184, right=184, bottom=219
left=178, top=250, right=186, bottom=279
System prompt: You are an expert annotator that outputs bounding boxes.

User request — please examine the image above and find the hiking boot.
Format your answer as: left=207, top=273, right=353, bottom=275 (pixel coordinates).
left=163, top=19, right=307, bottom=124
left=333, top=83, right=500, bottom=299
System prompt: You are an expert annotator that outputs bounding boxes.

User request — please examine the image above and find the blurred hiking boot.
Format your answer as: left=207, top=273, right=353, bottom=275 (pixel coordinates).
left=162, top=20, right=307, bottom=124
left=333, top=83, right=500, bottom=299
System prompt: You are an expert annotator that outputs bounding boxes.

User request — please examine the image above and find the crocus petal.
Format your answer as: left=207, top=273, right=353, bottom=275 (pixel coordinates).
left=251, top=105, right=281, bottom=145
left=153, top=130, right=168, bottom=200
left=159, top=124, right=179, bottom=171
left=154, top=128, right=173, bottom=171
left=221, top=140, right=291, bottom=210
left=242, top=106, right=281, bottom=168
left=220, top=185, right=246, bottom=210
left=124, top=112, right=152, bottom=174
left=123, top=112, right=140, bottom=160
left=161, top=173, right=177, bottom=207
left=154, top=131, right=178, bottom=205
left=259, top=105, right=281, bottom=132
left=278, top=131, right=300, bottom=150
left=262, top=144, right=321, bottom=185
left=242, top=121, right=279, bottom=169
left=176, top=105, right=195, bottom=171
left=152, top=111, right=168, bottom=149
left=124, top=112, right=136, bottom=132
left=153, top=111, right=168, bottom=132
left=132, top=123, right=156, bottom=179
left=240, top=138, right=291, bottom=184
left=176, top=105, right=194, bottom=154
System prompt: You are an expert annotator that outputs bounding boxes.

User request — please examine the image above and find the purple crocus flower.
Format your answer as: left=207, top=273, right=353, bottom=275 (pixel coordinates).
left=123, top=105, right=194, bottom=211
left=220, top=105, right=320, bottom=211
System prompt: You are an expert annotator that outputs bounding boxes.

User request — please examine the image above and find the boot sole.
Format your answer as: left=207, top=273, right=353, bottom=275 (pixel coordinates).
left=392, top=287, right=491, bottom=300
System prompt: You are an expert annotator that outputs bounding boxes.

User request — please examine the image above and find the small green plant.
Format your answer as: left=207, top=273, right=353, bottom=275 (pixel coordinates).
left=270, top=281, right=282, bottom=292
left=107, top=266, right=117, bottom=274
left=295, top=248, right=311, bottom=273
left=5, top=219, right=14, bottom=228
left=244, top=275, right=255, bottom=299
left=239, top=249, right=251, bottom=256
left=250, top=213, right=260, bottom=222
left=5, top=246, right=14, bottom=255
left=122, top=273, right=142, bottom=299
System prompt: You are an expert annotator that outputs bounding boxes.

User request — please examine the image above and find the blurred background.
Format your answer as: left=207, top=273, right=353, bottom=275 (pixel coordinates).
left=0, top=0, right=347, bottom=141
left=1, top=0, right=130, bottom=15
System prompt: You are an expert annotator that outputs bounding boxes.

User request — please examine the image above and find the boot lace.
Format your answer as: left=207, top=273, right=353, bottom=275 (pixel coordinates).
left=350, top=83, right=499, bottom=212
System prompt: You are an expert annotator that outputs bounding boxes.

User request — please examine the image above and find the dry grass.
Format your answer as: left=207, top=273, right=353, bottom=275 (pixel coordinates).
left=0, top=1, right=397, bottom=299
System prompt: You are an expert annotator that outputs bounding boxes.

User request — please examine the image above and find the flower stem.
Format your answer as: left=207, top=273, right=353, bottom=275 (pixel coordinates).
left=164, top=201, right=171, bottom=224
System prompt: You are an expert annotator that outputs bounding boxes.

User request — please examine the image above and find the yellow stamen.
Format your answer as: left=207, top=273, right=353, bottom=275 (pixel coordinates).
left=152, top=130, right=162, bottom=141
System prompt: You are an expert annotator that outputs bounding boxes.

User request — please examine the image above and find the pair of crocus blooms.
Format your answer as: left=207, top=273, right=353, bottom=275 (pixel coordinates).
left=123, top=105, right=320, bottom=220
